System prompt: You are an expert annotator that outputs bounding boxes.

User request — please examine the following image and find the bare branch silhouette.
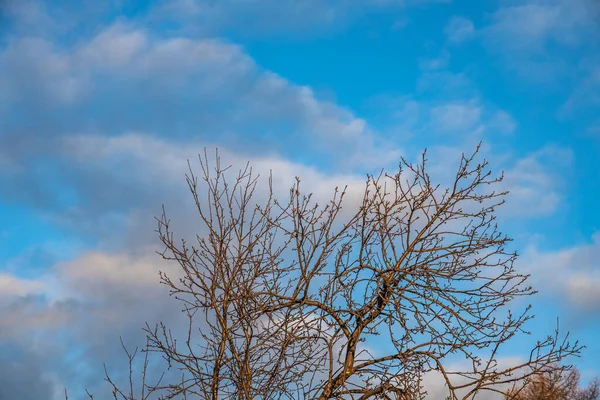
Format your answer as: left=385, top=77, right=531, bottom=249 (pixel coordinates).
left=95, top=145, right=581, bottom=399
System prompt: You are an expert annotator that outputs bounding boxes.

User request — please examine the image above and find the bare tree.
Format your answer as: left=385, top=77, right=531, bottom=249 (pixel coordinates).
left=578, top=379, right=600, bottom=400
left=505, top=366, right=599, bottom=400
left=95, top=145, right=582, bottom=399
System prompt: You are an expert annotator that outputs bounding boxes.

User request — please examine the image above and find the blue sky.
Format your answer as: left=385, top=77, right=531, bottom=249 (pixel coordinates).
left=0, top=0, right=599, bottom=398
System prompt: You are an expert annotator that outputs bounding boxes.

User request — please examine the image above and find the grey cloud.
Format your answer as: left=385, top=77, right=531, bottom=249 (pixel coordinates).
left=521, top=232, right=600, bottom=316
left=0, top=21, right=385, bottom=158
left=55, top=133, right=370, bottom=249
left=0, top=250, right=187, bottom=399
left=0, top=19, right=399, bottom=249
left=0, top=346, right=56, bottom=400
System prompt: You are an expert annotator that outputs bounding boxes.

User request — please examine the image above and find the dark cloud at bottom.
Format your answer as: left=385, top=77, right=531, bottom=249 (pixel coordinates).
left=0, top=346, right=55, bottom=400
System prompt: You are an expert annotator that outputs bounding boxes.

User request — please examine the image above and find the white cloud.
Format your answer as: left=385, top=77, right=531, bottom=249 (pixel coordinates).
left=482, top=0, right=599, bottom=53
left=78, top=22, right=148, bottom=68
left=369, top=70, right=516, bottom=147
left=0, top=22, right=399, bottom=171
left=561, top=58, right=600, bottom=114
left=488, top=110, right=517, bottom=135
left=151, top=0, right=448, bottom=36
left=567, top=273, right=600, bottom=307
left=587, top=120, right=600, bottom=137
left=1, top=248, right=179, bottom=330
left=416, top=71, right=478, bottom=98
left=521, top=233, right=600, bottom=314
left=53, top=131, right=374, bottom=251
left=153, top=0, right=341, bottom=34
left=464, top=0, right=600, bottom=125
left=486, top=4, right=562, bottom=51
left=430, top=101, right=482, bottom=133
left=421, top=356, right=528, bottom=400
left=417, top=144, right=569, bottom=219
left=0, top=38, right=86, bottom=105
left=479, top=0, right=599, bottom=80
left=0, top=274, right=45, bottom=298
left=64, top=132, right=369, bottom=208
left=55, top=250, right=172, bottom=299
left=444, top=16, right=475, bottom=44
left=419, top=48, right=451, bottom=71
left=0, top=0, right=57, bottom=35
left=385, top=97, right=515, bottom=144
left=500, top=145, right=572, bottom=217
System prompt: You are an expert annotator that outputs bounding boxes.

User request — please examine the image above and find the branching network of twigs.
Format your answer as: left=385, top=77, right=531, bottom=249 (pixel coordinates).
left=89, top=145, right=581, bottom=400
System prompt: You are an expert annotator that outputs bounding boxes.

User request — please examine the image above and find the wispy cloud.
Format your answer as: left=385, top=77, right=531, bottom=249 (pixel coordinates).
left=444, top=16, right=475, bottom=44
left=483, top=0, right=598, bottom=52
left=500, top=145, right=572, bottom=217
left=478, top=0, right=599, bottom=83
left=150, top=0, right=451, bottom=36
left=521, top=233, right=600, bottom=315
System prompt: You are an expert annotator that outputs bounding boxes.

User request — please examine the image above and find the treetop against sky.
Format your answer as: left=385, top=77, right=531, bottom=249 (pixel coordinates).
left=0, top=0, right=599, bottom=399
